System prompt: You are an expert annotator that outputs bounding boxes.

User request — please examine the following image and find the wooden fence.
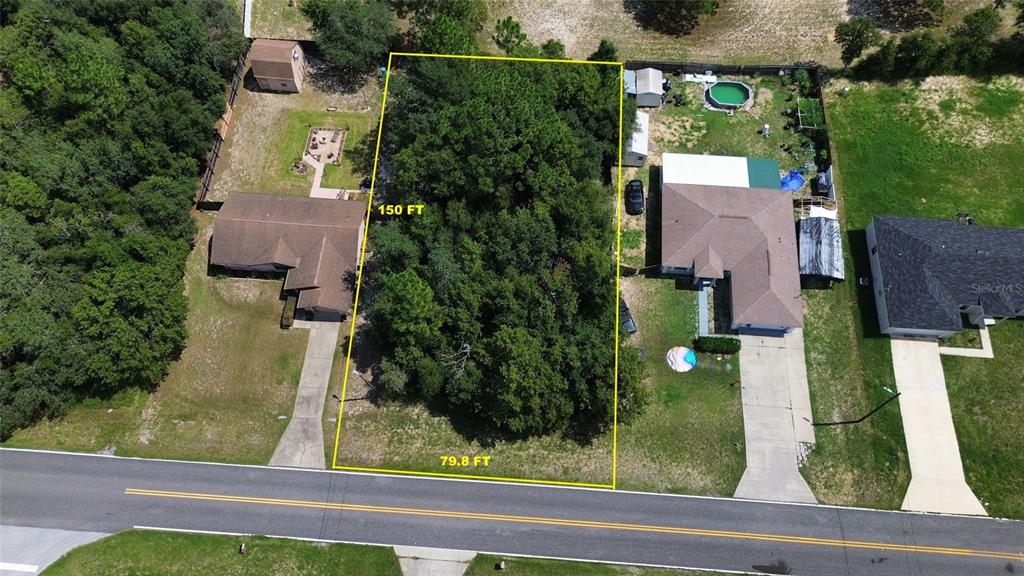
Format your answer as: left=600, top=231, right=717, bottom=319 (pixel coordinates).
left=195, top=43, right=251, bottom=208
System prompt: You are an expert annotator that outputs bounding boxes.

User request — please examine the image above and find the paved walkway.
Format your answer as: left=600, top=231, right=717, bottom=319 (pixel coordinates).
left=269, top=320, right=341, bottom=469
left=394, top=546, right=475, bottom=576
left=938, top=325, right=994, bottom=358
left=734, top=330, right=816, bottom=503
left=303, top=153, right=348, bottom=200
left=890, top=338, right=987, bottom=515
left=1, top=526, right=107, bottom=575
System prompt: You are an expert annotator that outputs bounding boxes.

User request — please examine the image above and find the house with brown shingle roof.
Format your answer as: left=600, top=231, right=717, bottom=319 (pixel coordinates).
left=210, top=193, right=366, bottom=320
left=250, top=39, right=306, bottom=93
left=660, top=153, right=802, bottom=334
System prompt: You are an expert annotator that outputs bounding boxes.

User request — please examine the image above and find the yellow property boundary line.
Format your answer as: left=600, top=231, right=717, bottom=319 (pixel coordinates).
left=330, top=51, right=626, bottom=490
left=124, top=488, right=1024, bottom=562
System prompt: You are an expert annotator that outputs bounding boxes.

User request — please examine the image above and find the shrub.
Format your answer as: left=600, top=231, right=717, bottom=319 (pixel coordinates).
left=376, top=358, right=408, bottom=400
left=415, top=356, right=445, bottom=398
left=693, top=336, right=741, bottom=355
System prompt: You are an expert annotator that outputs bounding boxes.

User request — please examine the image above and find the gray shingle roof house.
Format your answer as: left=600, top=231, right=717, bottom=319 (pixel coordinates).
left=211, top=193, right=366, bottom=320
left=867, top=216, right=1024, bottom=338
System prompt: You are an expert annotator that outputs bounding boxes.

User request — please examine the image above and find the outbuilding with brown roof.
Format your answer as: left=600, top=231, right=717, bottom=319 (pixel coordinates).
left=250, top=39, right=306, bottom=93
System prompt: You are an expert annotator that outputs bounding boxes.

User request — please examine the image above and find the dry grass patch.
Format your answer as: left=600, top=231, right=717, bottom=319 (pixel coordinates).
left=487, top=0, right=845, bottom=65
left=250, top=0, right=313, bottom=40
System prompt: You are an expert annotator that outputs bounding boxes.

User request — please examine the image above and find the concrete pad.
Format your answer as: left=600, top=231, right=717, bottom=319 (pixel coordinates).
left=394, top=546, right=475, bottom=576
left=734, top=332, right=816, bottom=504
left=270, top=321, right=341, bottom=469
left=785, top=329, right=815, bottom=444
left=890, top=338, right=987, bottom=516
left=1, top=525, right=108, bottom=575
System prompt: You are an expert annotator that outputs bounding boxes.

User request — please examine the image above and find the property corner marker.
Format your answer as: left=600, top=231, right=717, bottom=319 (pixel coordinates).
left=332, top=51, right=626, bottom=490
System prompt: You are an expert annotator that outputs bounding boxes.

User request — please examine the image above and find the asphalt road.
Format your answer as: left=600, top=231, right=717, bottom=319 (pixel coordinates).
left=1, top=448, right=1021, bottom=575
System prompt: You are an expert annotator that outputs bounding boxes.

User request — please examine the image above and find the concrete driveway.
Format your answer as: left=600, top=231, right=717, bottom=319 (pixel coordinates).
left=0, top=525, right=107, bottom=575
left=890, top=337, right=987, bottom=515
left=269, top=320, right=340, bottom=469
left=734, top=330, right=816, bottom=503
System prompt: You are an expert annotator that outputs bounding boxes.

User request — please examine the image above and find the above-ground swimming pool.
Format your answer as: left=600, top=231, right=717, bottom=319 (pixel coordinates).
left=707, top=80, right=753, bottom=109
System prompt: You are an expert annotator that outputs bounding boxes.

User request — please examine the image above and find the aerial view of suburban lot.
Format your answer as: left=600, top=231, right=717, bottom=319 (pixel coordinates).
left=0, top=0, right=1022, bottom=575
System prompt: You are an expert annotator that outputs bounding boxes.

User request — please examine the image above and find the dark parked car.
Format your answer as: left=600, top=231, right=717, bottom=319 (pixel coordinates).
left=620, top=298, right=637, bottom=335
left=625, top=179, right=644, bottom=215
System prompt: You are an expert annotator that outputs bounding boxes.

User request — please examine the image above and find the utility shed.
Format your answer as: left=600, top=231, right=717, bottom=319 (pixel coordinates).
left=251, top=39, right=306, bottom=93
left=634, top=68, right=664, bottom=107
left=622, top=111, right=649, bottom=167
left=798, top=216, right=845, bottom=285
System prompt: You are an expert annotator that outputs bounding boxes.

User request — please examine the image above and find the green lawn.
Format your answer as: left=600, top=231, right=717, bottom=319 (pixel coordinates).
left=42, top=531, right=400, bottom=576
left=5, top=214, right=310, bottom=464
left=467, top=555, right=718, bottom=575
left=800, top=77, right=1024, bottom=511
left=944, top=320, right=1024, bottom=519
left=268, top=110, right=373, bottom=195
left=616, top=276, right=745, bottom=494
left=657, top=74, right=814, bottom=174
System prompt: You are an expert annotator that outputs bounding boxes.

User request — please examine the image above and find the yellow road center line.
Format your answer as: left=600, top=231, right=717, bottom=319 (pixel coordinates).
left=124, top=488, right=1021, bottom=561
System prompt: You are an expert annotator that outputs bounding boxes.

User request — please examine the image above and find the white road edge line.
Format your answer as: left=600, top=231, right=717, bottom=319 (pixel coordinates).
left=0, top=562, right=39, bottom=573
left=132, top=525, right=758, bottom=575
left=4, top=447, right=1018, bottom=522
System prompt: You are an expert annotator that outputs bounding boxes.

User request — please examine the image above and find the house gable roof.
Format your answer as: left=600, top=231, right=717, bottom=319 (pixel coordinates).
left=661, top=182, right=802, bottom=329
left=872, top=216, right=1024, bottom=332
left=211, top=193, right=365, bottom=314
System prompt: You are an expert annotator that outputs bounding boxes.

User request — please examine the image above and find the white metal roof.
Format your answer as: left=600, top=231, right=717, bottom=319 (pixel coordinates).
left=662, top=153, right=750, bottom=188
left=626, top=111, right=649, bottom=155
left=635, top=68, right=664, bottom=96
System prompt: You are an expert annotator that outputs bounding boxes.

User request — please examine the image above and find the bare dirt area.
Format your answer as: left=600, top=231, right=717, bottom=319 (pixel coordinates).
left=210, top=64, right=380, bottom=201
left=486, top=0, right=846, bottom=66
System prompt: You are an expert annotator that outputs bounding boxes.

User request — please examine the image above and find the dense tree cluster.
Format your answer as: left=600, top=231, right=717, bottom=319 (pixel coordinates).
left=302, top=0, right=488, bottom=70
left=301, top=0, right=396, bottom=71
left=391, top=0, right=488, bottom=55
left=365, top=50, right=645, bottom=441
left=0, top=0, right=243, bottom=439
left=838, top=2, right=1024, bottom=79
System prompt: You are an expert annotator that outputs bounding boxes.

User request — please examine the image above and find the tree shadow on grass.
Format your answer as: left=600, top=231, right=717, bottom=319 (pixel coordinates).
left=622, top=0, right=707, bottom=37
left=846, top=0, right=943, bottom=32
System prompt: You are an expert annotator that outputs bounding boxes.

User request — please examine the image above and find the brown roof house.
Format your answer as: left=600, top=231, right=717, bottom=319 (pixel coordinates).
left=660, top=153, right=802, bottom=334
left=210, top=193, right=366, bottom=320
left=250, top=39, right=306, bottom=93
